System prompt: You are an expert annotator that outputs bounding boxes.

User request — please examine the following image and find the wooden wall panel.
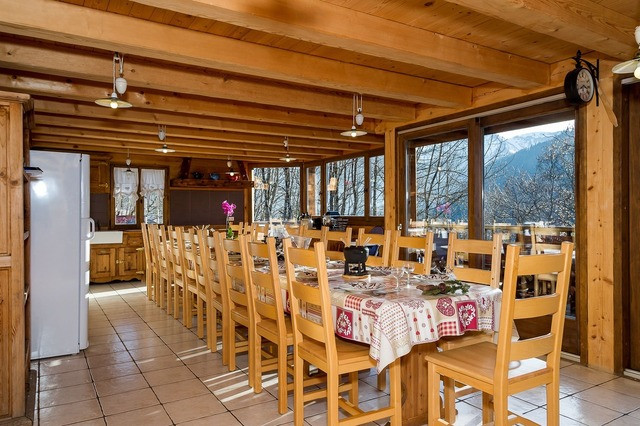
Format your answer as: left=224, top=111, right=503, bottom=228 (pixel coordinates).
left=383, top=129, right=397, bottom=232
left=0, top=108, right=8, bottom=256
left=0, top=267, right=9, bottom=416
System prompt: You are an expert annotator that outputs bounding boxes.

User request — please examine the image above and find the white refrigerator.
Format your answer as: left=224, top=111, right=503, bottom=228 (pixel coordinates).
left=30, top=151, right=94, bottom=359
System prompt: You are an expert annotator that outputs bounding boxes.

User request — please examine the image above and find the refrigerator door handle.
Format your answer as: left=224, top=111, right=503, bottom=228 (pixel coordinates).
left=88, top=218, right=95, bottom=240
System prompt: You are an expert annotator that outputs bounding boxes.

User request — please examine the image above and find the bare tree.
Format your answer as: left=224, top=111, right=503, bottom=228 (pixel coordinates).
left=253, top=166, right=301, bottom=221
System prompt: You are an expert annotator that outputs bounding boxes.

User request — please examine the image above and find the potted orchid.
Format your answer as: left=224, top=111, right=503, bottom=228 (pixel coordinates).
left=221, top=200, right=236, bottom=239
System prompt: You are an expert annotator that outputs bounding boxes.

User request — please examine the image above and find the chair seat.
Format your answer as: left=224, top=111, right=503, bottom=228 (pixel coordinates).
left=426, top=342, right=549, bottom=385
left=257, top=317, right=293, bottom=343
left=231, top=306, right=250, bottom=326
left=298, top=336, right=374, bottom=373
left=437, top=331, right=493, bottom=351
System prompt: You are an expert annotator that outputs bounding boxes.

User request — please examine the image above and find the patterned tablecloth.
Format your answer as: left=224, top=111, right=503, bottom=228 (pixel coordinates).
left=275, top=264, right=502, bottom=372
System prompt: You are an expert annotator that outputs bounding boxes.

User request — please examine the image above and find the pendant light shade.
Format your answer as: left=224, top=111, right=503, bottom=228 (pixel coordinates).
left=95, top=52, right=132, bottom=109
left=154, top=125, right=175, bottom=153
left=279, top=137, right=298, bottom=162
left=341, top=93, right=367, bottom=137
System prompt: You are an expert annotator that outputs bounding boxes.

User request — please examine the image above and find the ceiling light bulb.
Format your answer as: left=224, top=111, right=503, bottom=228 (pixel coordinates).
left=350, top=127, right=357, bottom=137
left=635, top=63, right=640, bottom=79
left=110, top=98, right=119, bottom=109
left=355, top=109, right=364, bottom=126
left=115, top=77, right=127, bottom=94
left=227, top=160, right=232, bottom=168
left=285, top=157, right=291, bottom=163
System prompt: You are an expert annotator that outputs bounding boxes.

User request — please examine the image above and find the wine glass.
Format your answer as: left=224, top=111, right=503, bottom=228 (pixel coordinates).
left=402, top=262, right=415, bottom=287
left=390, top=266, right=403, bottom=289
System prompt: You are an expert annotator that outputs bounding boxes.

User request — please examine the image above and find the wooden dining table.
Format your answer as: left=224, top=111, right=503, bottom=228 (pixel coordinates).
left=262, top=262, right=502, bottom=425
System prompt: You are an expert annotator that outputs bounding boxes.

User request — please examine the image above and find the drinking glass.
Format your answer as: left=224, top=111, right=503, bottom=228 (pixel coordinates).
left=402, top=262, right=415, bottom=287
left=390, top=266, right=403, bottom=289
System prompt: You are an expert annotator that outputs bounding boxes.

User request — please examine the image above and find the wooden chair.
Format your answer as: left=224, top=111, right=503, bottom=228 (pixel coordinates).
left=437, top=232, right=503, bottom=422
left=530, top=226, right=573, bottom=296
left=228, top=221, right=244, bottom=236
left=356, top=228, right=391, bottom=267
left=322, top=226, right=352, bottom=260
left=182, top=228, right=205, bottom=338
left=284, top=239, right=402, bottom=425
left=153, top=225, right=173, bottom=314
left=145, top=224, right=160, bottom=304
left=220, top=234, right=254, bottom=385
left=250, top=222, right=269, bottom=241
left=300, top=226, right=323, bottom=241
left=140, top=223, right=154, bottom=301
left=167, top=227, right=189, bottom=325
left=284, top=224, right=302, bottom=237
left=198, top=230, right=225, bottom=354
left=390, top=231, right=434, bottom=274
left=426, top=242, right=574, bottom=426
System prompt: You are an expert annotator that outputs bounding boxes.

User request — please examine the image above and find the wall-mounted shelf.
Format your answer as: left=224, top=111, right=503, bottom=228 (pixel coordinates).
left=170, top=178, right=253, bottom=190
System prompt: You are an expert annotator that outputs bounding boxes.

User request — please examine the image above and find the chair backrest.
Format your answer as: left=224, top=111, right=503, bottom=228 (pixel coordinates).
left=322, top=227, right=352, bottom=261
left=146, top=224, right=159, bottom=269
left=357, top=228, right=391, bottom=267
left=202, top=230, right=225, bottom=301
left=250, top=223, right=270, bottom=241
left=229, top=222, right=244, bottom=234
left=247, top=237, right=286, bottom=335
left=495, top=242, right=574, bottom=380
left=301, top=227, right=323, bottom=242
left=283, top=239, right=337, bottom=360
left=180, top=228, right=198, bottom=285
left=446, top=233, right=503, bottom=287
left=530, top=225, right=573, bottom=255
left=390, top=231, right=434, bottom=274
left=140, top=223, right=152, bottom=271
left=221, top=234, right=252, bottom=312
left=284, top=225, right=302, bottom=237
left=167, top=227, right=184, bottom=282
left=155, top=225, right=170, bottom=275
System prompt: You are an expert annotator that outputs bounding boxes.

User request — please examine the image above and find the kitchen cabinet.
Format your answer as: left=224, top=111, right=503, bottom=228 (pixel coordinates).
left=90, top=159, right=110, bottom=194
left=90, top=231, right=145, bottom=283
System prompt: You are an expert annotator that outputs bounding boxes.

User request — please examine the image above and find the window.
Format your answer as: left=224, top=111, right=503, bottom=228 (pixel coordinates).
left=414, top=138, right=468, bottom=224
left=326, top=157, right=365, bottom=215
left=113, top=167, right=138, bottom=225
left=369, top=155, right=384, bottom=216
left=252, top=166, right=301, bottom=221
left=140, top=169, right=165, bottom=224
left=306, top=165, right=322, bottom=216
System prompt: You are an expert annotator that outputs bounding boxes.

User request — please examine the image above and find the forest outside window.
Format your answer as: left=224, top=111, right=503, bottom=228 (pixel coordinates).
left=369, top=155, right=384, bottom=217
left=141, top=169, right=165, bottom=224
left=253, top=166, right=301, bottom=221
left=113, top=167, right=138, bottom=225
left=326, top=156, right=365, bottom=216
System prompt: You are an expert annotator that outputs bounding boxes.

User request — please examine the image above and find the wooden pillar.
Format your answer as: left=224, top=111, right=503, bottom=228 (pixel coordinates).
left=467, top=118, right=484, bottom=240
left=384, top=129, right=397, bottom=232
left=584, top=69, right=616, bottom=372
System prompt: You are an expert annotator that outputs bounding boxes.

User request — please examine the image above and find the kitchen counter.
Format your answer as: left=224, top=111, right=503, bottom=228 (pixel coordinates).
left=91, top=230, right=123, bottom=244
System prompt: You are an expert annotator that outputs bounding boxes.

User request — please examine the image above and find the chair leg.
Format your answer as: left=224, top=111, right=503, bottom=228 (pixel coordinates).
left=183, top=289, right=192, bottom=328
left=376, top=367, right=387, bottom=391
left=427, top=362, right=441, bottom=425
left=206, top=304, right=215, bottom=351
left=546, top=380, right=560, bottom=426
left=326, top=367, right=339, bottom=425
left=228, top=321, right=237, bottom=372
left=196, top=293, right=204, bottom=338
left=493, top=391, right=508, bottom=426
left=277, top=342, right=288, bottom=414
left=166, top=281, right=172, bottom=315
left=252, top=331, right=262, bottom=393
left=443, top=377, right=456, bottom=423
left=157, top=277, right=164, bottom=308
left=482, top=391, right=494, bottom=424
left=348, top=371, right=359, bottom=406
left=221, top=312, right=229, bottom=366
left=247, top=327, right=254, bottom=389
left=173, top=284, right=180, bottom=319
left=388, top=359, right=402, bottom=425
left=293, top=352, right=305, bottom=426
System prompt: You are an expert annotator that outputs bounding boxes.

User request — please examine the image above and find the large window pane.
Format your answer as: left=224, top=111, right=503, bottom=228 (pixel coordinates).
left=141, top=169, right=165, bottom=224
left=414, top=139, right=468, bottom=224
left=326, top=157, right=365, bottom=215
left=113, top=167, right=138, bottom=225
left=306, top=165, right=322, bottom=216
left=253, top=166, right=301, bottom=221
left=369, top=155, right=384, bottom=216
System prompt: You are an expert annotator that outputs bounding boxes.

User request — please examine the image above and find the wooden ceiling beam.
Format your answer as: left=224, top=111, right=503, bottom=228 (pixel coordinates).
left=0, top=0, right=471, bottom=107
left=135, top=0, right=549, bottom=88
left=34, top=115, right=372, bottom=153
left=442, top=0, right=637, bottom=59
left=31, top=126, right=333, bottom=159
left=0, top=38, right=410, bottom=122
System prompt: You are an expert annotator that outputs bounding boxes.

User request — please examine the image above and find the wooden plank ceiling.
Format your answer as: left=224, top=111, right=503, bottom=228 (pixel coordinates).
left=0, top=0, right=637, bottom=162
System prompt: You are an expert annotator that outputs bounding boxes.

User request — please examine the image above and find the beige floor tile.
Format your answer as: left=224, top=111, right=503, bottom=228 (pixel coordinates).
left=599, top=377, right=640, bottom=399
left=559, top=395, right=624, bottom=425
left=466, top=393, right=538, bottom=415
left=153, top=378, right=210, bottom=403
left=94, top=373, right=149, bottom=397
left=560, top=364, right=618, bottom=385
left=118, top=329, right=158, bottom=341
left=512, top=385, right=568, bottom=407
left=574, top=386, right=640, bottom=414
left=136, top=354, right=184, bottom=372
left=143, top=365, right=197, bottom=387
left=521, top=407, right=584, bottom=425
left=559, top=375, right=595, bottom=395
left=39, top=398, right=103, bottom=426
left=232, top=400, right=294, bottom=426
left=84, top=341, right=127, bottom=357
left=163, top=393, right=227, bottom=424
left=559, top=359, right=575, bottom=368
left=122, top=336, right=166, bottom=351
left=88, top=334, right=122, bottom=345
left=189, top=360, right=238, bottom=380
left=129, top=345, right=174, bottom=361
left=100, top=387, right=160, bottom=416
left=88, top=326, right=117, bottom=337
left=166, top=339, right=208, bottom=353
left=39, top=383, right=97, bottom=408
left=68, top=418, right=106, bottom=425
left=176, top=411, right=241, bottom=426
left=40, top=357, right=88, bottom=376
left=86, top=351, right=133, bottom=369
left=630, top=408, right=640, bottom=419
left=160, top=332, right=201, bottom=344
left=606, top=416, right=640, bottom=425
left=113, top=324, right=151, bottom=334
left=153, top=325, right=191, bottom=337
left=39, top=369, right=92, bottom=391
left=218, top=383, right=276, bottom=411
left=90, top=361, right=140, bottom=382
left=104, top=405, right=172, bottom=426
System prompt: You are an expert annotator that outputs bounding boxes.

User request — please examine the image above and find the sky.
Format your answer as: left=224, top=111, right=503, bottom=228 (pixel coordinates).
left=498, top=119, right=575, bottom=139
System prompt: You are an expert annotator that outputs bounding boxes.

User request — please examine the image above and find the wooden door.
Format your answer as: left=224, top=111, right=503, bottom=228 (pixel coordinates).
left=117, top=247, right=144, bottom=278
left=89, top=160, right=110, bottom=193
left=628, top=83, right=640, bottom=371
left=90, top=247, right=116, bottom=281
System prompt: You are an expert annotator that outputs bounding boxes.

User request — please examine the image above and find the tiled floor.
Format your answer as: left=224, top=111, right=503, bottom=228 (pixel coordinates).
left=30, top=280, right=640, bottom=425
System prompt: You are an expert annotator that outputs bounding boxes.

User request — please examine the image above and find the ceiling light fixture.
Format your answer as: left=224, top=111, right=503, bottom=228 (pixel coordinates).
left=125, top=148, right=134, bottom=173
left=225, top=158, right=236, bottom=176
left=612, top=26, right=640, bottom=79
left=279, top=137, right=297, bottom=163
left=154, top=125, right=175, bottom=153
left=95, top=52, right=132, bottom=109
left=340, top=93, right=367, bottom=138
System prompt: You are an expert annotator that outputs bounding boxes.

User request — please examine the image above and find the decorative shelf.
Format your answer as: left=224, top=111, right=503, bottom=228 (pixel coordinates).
left=170, top=178, right=254, bottom=190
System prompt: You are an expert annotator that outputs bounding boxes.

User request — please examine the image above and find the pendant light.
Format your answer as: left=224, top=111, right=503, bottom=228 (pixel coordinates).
left=225, top=158, right=236, bottom=176
left=125, top=148, right=134, bottom=173
left=279, top=137, right=297, bottom=162
left=154, top=124, right=175, bottom=153
left=340, top=93, right=367, bottom=138
left=95, top=52, right=132, bottom=109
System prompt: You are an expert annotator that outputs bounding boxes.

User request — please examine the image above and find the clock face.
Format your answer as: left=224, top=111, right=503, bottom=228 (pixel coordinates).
left=576, top=68, right=594, bottom=102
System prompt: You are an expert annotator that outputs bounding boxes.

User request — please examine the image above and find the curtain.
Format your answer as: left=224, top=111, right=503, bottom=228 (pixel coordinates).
left=113, top=167, right=139, bottom=218
left=140, top=169, right=165, bottom=198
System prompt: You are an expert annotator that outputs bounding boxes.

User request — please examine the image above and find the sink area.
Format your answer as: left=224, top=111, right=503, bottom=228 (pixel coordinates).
left=91, top=231, right=123, bottom=244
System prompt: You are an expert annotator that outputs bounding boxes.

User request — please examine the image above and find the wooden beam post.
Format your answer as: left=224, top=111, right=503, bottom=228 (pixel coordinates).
left=384, top=129, right=397, bottom=232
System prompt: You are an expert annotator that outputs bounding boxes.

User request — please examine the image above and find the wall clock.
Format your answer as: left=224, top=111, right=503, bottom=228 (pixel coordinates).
left=564, top=50, right=599, bottom=106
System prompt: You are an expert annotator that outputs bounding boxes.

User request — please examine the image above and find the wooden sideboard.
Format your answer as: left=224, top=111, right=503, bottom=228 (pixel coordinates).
left=90, top=231, right=145, bottom=283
